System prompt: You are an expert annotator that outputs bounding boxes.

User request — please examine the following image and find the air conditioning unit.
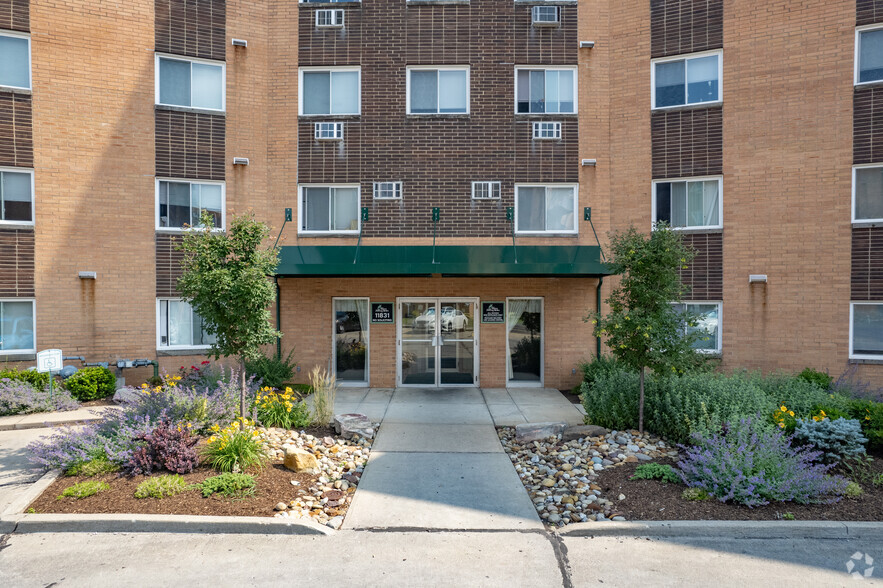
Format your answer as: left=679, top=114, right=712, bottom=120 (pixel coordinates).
left=532, top=6, right=560, bottom=26
left=316, top=9, right=344, bottom=28
left=314, top=122, right=343, bottom=140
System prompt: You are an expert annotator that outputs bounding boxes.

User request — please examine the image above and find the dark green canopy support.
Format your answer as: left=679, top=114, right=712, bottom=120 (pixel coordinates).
left=276, top=245, right=610, bottom=278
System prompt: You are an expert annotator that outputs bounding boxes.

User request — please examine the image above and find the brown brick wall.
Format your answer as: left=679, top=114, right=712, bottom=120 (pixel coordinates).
left=296, top=0, right=579, bottom=239
left=857, top=0, right=883, bottom=26
left=155, top=233, right=185, bottom=297
left=0, top=227, right=34, bottom=297
left=155, top=0, right=227, bottom=61
left=651, top=105, right=722, bottom=178
left=852, top=226, right=883, bottom=300
left=0, top=0, right=29, bottom=32
left=0, top=93, right=33, bottom=168
left=155, top=109, right=225, bottom=181
left=650, top=0, right=723, bottom=59
left=854, top=87, right=883, bottom=165
left=679, top=231, right=723, bottom=301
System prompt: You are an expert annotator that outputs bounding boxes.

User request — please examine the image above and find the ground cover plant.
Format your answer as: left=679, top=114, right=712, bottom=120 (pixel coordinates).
left=134, top=474, right=193, bottom=499
left=58, top=480, right=109, bottom=500
left=198, top=472, right=256, bottom=498
left=630, top=463, right=680, bottom=483
left=0, top=377, right=78, bottom=416
left=65, top=456, right=118, bottom=477
left=65, top=366, right=116, bottom=401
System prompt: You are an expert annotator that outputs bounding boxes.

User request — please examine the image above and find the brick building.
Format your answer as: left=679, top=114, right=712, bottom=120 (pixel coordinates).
left=0, top=0, right=881, bottom=389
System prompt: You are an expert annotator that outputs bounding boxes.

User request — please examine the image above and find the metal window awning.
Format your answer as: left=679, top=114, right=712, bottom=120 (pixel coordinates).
left=276, top=245, right=610, bottom=278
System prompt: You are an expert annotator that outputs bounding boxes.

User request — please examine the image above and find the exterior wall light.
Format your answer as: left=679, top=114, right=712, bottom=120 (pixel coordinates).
left=78, top=271, right=97, bottom=279
left=749, top=274, right=768, bottom=283
left=232, top=39, right=248, bottom=47
left=233, top=157, right=250, bottom=165
left=581, top=159, right=597, bottom=167
left=580, top=41, right=595, bottom=49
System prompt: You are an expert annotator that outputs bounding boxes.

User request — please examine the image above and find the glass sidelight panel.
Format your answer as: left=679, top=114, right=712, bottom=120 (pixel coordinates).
left=334, top=298, right=369, bottom=383
left=507, top=298, right=543, bottom=384
left=400, top=300, right=437, bottom=385
left=439, top=301, right=475, bottom=385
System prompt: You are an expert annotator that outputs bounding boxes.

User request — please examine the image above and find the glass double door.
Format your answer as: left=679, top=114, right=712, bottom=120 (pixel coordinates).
left=398, top=298, right=478, bottom=387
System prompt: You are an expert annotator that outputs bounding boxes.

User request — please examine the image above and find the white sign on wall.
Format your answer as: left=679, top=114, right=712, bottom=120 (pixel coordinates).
left=36, top=349, right=63, bottom=373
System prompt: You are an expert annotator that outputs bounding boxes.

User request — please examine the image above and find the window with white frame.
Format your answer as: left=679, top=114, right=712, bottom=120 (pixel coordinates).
left=314, top=122, right=343, bottom=140
left=157, top=179, right=224, bottom=230
left=156, top=55, right=225, bottom=111
left=299, top=67, right=360, bottom=116
left=532, top=121, right=561, bottom=139
left=0, top=299, right=34, bottom=353
left=157, top=299, right=216, bottom=349
left=316, top=9, right=344, bottom=27
left=0, top=168, right=33, bottom=224
left=516, top=67, right=576, bottom=114
left=299, top=185, right=360, bottom=233
left=652, top=51, right=721, bottom=109
left=672, top=302, right=721, bottom=354
left=0, top=32, right=30, bottom=90
left=850, top=302, right=883, bottom=359
left=853, top=165, right=883, bottom=222
left=515, top=184, right=577, bottom=233
left=301, top=0, right=354, bottom=3
left=472, top=181, right=501, bottom=200
left=653, top=177, right=721, bottom=229
left=373, top=182, right=402, bottom=200
left=407, top=67, right=469, bottom=114
left=857, top=26, right=883, bottom=85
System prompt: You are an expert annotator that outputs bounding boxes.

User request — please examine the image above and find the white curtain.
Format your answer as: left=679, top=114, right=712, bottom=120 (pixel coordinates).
left=507, top=299, right=541, bottom=380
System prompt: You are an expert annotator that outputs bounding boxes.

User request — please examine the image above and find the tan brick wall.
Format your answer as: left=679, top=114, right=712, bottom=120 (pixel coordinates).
left=279, top=277, right=599, bottom=390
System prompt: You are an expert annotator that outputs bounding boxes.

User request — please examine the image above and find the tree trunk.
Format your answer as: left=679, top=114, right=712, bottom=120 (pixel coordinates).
left=638, top=367, right=645, bottom=434
left=240, top=356, right=247, bottom=419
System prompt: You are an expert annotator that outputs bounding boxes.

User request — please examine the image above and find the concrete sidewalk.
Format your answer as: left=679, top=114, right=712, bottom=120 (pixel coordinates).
left=0, top=406, right=115, bottom=431
left=343, top=387, right=543, bottom=530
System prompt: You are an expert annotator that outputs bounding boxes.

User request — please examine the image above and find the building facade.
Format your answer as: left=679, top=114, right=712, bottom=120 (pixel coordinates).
left=0, top=0, right=881, bottom=389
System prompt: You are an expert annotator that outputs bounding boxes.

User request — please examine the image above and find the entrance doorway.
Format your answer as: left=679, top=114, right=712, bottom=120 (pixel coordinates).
left=397, top=298, right=478, bottom=387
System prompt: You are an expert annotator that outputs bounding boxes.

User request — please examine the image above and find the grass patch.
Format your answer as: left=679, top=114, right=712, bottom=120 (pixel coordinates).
left=58, top=480, right=109, bottom=500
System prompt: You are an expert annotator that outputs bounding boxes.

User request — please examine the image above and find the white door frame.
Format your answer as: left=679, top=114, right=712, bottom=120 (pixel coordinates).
left=505, top=296, right=544, bottom=387
left=396, top=297, right=479, bottom=387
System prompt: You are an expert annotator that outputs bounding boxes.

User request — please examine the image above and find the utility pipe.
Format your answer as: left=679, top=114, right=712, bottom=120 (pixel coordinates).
left=596, top=275, right=603, bottom=359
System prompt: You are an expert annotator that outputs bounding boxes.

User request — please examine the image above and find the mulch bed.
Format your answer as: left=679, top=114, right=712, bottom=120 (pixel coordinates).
left=596, top=456, right=883, bottom=521
left=28, top=425, right=343, bottom=519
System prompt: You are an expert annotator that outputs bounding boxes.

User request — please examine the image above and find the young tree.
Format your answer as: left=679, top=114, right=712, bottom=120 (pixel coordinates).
left=586, top=223, right=701, bottom=433
left=177, top=211, right=281, bottom=417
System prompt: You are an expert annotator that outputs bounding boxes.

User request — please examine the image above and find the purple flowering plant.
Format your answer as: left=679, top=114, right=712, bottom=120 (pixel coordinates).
left=0, top=378, right=79, bottom=416
left=677, top=416, right=849, bottom=507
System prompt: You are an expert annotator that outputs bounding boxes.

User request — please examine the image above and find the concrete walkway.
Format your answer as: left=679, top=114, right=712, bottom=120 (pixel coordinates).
left=343, top=387, right=570, bottom=530
left=0, top=406, right=115, bottom=431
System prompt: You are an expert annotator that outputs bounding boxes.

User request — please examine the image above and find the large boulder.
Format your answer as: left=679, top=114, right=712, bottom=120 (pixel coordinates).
left=112, top=387, right=141, bottom=405
left=333, top=413, right=375, bottom=440
left=515, top=422, right=567, bottom=443
left=283, top=448, right=320, bottom=474
left=561, top=425, right=609, bottom=442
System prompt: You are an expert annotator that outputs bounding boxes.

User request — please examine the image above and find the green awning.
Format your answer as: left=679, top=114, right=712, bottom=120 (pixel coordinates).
left=276, top=245, right=609, bottom=277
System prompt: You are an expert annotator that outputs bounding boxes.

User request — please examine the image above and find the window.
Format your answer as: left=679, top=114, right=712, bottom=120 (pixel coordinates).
left=314, top=122, right=344, bottom=140
left=299, top=185, right=360, bottom=233
left=156, top=55, right=225, bottom=111
left=0, top=32, right=30, bottom=90
left=0, top=168, right=33, bottom=224
left=316, top=9, right=344, bottom=27
left=516, top=67, right=576, bottom=113
left=531, top=6, right=560, bottom=26
left=673, top=302, right=721, bottom=354
left=515, top=184, right=577, bottom=233
left=850, top=302, right=883, bottom=359
left=156, top=179, right=224, bottom=230
left=853, top=165, right=883, bottom=222
left=653, top=177, right=721, bottom=229
left=157, top=299, right=216, bottom=349
left=532, top=121, right=561, bottom=139
left=407, top=67, right=469, bottom=115
left=652, top=51, right=721, bottom=109
left=857, top=26, right=883, bottom=85
left=472, top=181, right=501, bottom=200
left=0, top=299, right=34, bottom=354
left=373, top=182, right=402, bottom=200
left=299, top=67, right=360, bottom=116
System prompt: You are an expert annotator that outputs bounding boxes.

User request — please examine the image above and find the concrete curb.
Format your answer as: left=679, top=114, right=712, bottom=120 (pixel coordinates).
left=557, top=520, right=883, bottom=540
left=1, top=512, right=334, bottom=536
left=0, top=414, right=108, bottom=432
left=1, top=469, right=62, bottom=523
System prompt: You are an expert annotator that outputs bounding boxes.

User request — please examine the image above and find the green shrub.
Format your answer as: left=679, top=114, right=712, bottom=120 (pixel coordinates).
left=198, top=472, right=256, bottom=498
left=681, top=487, right=710, bottom=501
left=578, top=355, right=632, bottom=393
left=0, top=367, right=53, bottom=390
left=796, top=368, right=833, bottom=391
left=58, top=480, right=109, bottom=499
left=630, top=463, right=680, bottom=484
left=848, top=400, right=883, bottom=452
left=65, top=456, right=118, bottom=477
left=245, top=350, right=297, bottom=390
left=65, top=367, right=116, bottom=401
left=134, top=474, right=193, bottom=499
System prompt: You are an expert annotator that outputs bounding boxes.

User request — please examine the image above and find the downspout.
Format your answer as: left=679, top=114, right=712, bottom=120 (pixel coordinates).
left=596, top=276, right=603, bottom=358
left=275, top=275, right=282, bottom=359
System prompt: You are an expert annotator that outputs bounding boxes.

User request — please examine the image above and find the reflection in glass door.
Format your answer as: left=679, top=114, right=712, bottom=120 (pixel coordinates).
left=398, top=298, right=478, bottom=386
left=333, top=298, right=369, bottom=385
left=506, top=297, right=543, bottom=385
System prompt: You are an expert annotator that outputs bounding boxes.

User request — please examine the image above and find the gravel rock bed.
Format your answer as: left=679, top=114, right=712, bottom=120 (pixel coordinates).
left=257, top=426, right=373, bottom=529
left=498, top=426, right=678, bottom=527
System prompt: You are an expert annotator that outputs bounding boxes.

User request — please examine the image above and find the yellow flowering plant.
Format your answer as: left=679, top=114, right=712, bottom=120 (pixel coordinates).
left=254, top=386, right=312, bottom=429
left=202, top=417, right=268, bottom=473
